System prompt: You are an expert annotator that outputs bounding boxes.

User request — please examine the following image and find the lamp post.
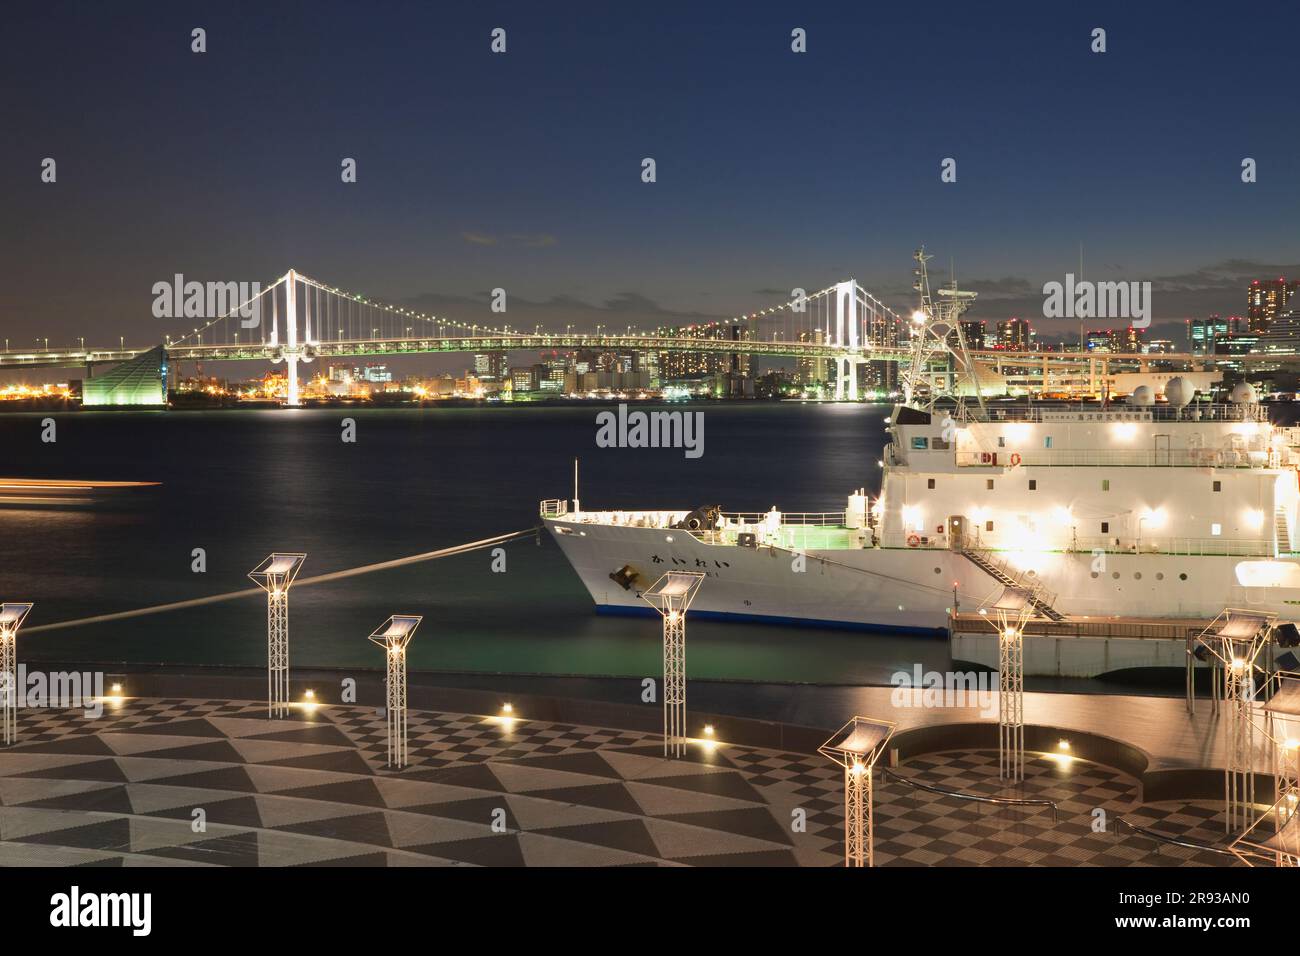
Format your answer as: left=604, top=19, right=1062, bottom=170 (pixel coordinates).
left=642, top=571, right=705, bottom=758
left=367, top=615, right=422, bottom=768
left=248, top=553, right=306, bottom=718
left=818, top=716, right=896, bottom=867
left=0, top=603, right=34, bottom=745
left=1189, top=609, right=1274, bottom=834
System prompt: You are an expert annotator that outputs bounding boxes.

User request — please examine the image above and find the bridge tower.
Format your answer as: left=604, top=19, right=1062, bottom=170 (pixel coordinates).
left=833, top=280, right=861, bottom=401
left=271, top=269, right=316, bottom=407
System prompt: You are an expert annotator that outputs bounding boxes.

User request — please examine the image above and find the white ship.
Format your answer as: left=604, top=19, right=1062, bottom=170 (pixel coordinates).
left=541, top=251, right=1300, bottom=633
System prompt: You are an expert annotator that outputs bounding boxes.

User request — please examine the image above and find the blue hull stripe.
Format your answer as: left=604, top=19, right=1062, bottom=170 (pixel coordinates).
left=593, top=603, right=947, bottom=636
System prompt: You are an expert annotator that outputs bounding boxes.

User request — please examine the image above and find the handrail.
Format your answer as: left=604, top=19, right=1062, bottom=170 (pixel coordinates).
left=882, top=767, right=1058, bottom=823
left=1114, top=816, right=1236, bottom=856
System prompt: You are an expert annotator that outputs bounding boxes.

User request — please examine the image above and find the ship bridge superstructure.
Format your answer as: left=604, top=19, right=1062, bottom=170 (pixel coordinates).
left=881, top=401, right=1300, bottom=568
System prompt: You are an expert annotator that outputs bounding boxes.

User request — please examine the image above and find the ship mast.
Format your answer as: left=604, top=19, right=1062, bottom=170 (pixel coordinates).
left=903, top=246, right=986, bottom=415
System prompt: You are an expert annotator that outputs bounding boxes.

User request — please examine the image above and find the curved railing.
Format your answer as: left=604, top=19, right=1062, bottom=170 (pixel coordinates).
left=882, top=767, right=1059, bottom=824
left=1114, top=816, right=1235, bottom=857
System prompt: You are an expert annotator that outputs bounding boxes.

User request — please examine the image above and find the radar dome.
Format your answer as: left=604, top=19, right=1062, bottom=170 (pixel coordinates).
left=1164, top=377, right=1193, bottom=408
left=1128, top=386, right=1154, bottom=406
left=1230, top=382, right=1257, bottom=404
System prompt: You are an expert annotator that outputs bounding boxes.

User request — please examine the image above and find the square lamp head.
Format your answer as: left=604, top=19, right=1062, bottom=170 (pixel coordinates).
left=641, top=571, right=705, bottom=619
left=367, top=615, right=423, bottom=654
left=818, top=715, right=897, bottom=772
left=0, top=603, right=34, bottom=635
left=248, top=553, right=307, bottom=595
left=1190, top=608, right=1275, bottom=668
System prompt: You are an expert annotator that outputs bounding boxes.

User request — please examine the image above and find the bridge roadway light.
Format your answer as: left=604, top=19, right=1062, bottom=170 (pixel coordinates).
left=0, top=603, right=34, bottom=745
left=367, top=615, right=422, bottom=769
left=642, top=571, right=705, bottom=758
left=248, top=553, right=306, bottom=719
left=818, top=716, right=896, bottom=867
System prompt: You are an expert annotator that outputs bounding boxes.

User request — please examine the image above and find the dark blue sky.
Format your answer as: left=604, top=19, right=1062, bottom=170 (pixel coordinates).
left=4, top=0, right=1299, bottom=352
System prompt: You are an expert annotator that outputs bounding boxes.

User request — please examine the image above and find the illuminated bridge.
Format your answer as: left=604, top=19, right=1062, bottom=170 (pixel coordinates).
left=0, top=267, right=1273, bottom=406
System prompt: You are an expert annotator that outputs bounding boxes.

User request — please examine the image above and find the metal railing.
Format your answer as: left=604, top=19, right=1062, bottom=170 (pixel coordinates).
left=881, top=767, right=1059, bottom=823
left=945, top=402, right=1270, bottom=424
left=720, top=511, right=847, bottom=527
left=1114, top=816, right=1235, bottom=857
left=956, top=447, right=1284, bottom=468
left=538, top=499, right=568, bottom=517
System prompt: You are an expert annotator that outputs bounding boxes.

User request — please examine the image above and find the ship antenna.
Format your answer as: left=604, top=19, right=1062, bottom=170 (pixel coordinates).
left=903, top=246, right=986, bottom=416
left=574, top=457, right=580, bottom=513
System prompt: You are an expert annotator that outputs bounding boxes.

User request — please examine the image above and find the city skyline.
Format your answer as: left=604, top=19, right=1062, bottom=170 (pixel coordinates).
left=4, top=1, right=1300, bottom=356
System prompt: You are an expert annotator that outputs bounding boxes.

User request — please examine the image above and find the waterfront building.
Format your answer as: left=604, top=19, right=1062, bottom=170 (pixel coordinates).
left=1247, top=278, right=1298, bottom=333
left=81, top=346, right=169, bottom=406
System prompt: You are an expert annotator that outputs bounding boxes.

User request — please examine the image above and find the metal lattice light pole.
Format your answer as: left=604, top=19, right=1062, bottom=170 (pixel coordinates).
left=1189, top=609, right=1274, bottom=834
left=1230, top=670, right=1300, bottom=866
left=0, top=603, right=34, bottom=746
left=983, top=585, right=1039, bottom=782
left=248, top=553, right=306, bottom=719
left=367, top=615, right=422, bottom=769
left=642, top=571, right=705, bottom=758
left=819, top=716, right=896, bottom=867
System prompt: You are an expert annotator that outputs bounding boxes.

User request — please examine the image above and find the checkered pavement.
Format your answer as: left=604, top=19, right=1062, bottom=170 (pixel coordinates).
left=0, top=697, right=1239, bottom=866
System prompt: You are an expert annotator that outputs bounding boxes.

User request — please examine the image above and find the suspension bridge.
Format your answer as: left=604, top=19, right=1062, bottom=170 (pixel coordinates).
left=0, top=266, right=1237, bottom=406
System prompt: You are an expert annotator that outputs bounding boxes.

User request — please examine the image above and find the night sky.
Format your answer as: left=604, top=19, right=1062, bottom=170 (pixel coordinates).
left=4, top=0, right=1300, bottom=362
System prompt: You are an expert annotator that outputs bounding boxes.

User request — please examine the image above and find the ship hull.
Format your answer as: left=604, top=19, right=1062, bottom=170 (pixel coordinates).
left=545, top=517, right=1300, bottom=631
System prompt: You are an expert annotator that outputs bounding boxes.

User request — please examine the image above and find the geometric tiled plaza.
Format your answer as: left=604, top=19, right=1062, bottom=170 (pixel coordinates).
left=0, top=698, right=1235, bottom=866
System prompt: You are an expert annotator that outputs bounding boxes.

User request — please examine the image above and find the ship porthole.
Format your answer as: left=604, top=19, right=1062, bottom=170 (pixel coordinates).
left=1112, top=571, right=1120, bottom=579
left=1156, top=572, right=1164, bottom=580
left=933, top=567, right=941, bottom=574
left=1179, top=572, right=1188, bottom=580
left=1134, top=572, right=1142, bottom=580
left=1090, top=571, right=1099, bottom=579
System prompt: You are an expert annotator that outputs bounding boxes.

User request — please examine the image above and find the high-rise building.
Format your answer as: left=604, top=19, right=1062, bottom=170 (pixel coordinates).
left=996, top=318, right=1030, bottom=349
left=657, top=321, right=753, bottom=381
left=958, top=320, right=986, bottom=350
left=1086, top=329, right=1118, bottom=353
left=474, top=351, right=508, bottom=381
left=1189, top=315, right=1233, bottom=354
left=795, top=329, right=827, bottom=385
left=1247, top=278, right=1298, bottom=333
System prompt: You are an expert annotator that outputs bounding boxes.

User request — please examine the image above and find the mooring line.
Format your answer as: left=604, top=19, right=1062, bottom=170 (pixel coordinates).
left=24, top=527, right=540, bottom=635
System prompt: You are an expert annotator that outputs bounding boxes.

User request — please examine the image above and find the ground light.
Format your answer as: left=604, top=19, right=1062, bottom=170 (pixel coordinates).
left=0, top=603, right=34, bottom=746
left=248, top=553, right=307, bottom=719
left=642, top=571, right=705, bottom=758
left=367, top=615, right=422, bottom=769
left=818, top=716, right=896, bottom=868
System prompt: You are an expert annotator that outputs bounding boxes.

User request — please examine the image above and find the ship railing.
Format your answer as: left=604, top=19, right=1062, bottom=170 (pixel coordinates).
left=956, top=447, right=1284, bottom=468
left=720, top=511, right=847, bottom=527
left=1070, top=535, right=1275, bottom=558
left=950, top=402, right=1269, bottom=424
left=538, top=499, right=569, bottom=517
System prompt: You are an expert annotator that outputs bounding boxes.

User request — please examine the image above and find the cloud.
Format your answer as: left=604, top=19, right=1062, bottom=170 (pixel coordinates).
left=461, top=232, right=497, bottom=246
